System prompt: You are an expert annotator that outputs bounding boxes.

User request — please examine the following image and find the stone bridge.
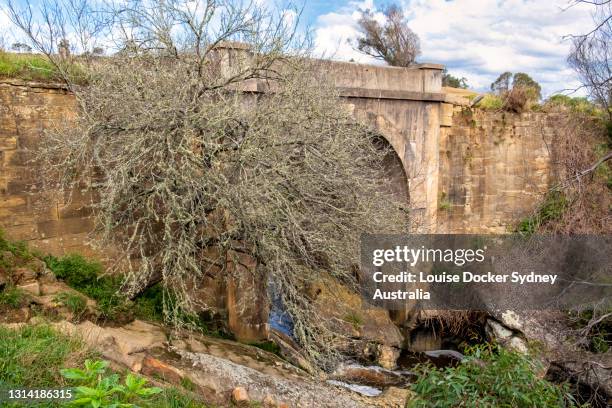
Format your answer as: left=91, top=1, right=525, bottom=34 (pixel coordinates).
left=0, top=58, right=556, bottom=257
left=326, top=61, right=446, bottom=230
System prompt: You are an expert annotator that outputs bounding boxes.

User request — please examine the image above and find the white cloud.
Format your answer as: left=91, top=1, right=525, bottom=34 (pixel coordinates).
left=313, top=0, right=595, bottom=96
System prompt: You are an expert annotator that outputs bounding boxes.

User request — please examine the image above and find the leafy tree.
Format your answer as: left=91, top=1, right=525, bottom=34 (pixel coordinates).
left=490, top=72, right=542, bottom=108
left=442, top=68, right=468, bottom=89
left=355, top=4, right=420, bottom=67
left=10, top=42, right=31, bottom=53
left=513, top=72, right=542, bottom=100
left=490, top=71, right=513, bottom=94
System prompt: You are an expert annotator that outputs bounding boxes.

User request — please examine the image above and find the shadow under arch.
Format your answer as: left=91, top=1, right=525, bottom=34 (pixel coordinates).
left=371, top=134, right=410, bottom=206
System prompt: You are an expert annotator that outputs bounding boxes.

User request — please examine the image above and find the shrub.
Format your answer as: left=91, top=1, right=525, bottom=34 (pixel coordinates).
left=503, top=86, right=531, bottom=113
left=45, top=254, right=126, bottom=319
left=44, top=254, right=102, bottom=288
left=21, top=0, right=409, bottom=369
left=478, top=94, right=504, bottom=110
left=517, top=190, right=567, bottom=236
left=408, top=344, right=577, bottom=407
left=546, top=95, right=600, bottom=116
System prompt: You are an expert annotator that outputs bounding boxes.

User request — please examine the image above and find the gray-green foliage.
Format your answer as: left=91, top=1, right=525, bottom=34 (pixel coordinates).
left=34, top=0, right=409, bottom=369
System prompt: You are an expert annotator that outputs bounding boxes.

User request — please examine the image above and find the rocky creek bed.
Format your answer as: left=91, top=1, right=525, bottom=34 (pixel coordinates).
left=1, top=256, right=610, bottom=407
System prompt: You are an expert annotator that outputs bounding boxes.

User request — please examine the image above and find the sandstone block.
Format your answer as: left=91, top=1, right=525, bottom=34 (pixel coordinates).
left=231, top=387, right=249, bottom=404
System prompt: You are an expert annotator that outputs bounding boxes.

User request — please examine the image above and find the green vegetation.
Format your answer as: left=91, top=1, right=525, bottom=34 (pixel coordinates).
left=42, top=253, right=234, bottom=339
left=150, top=387, right=215, bottom=408
left=248, top=341, right=283, bottom=356
left=54, top=291, right=88, bottom=319
left=0, top=285, right=25, bottom=308
left=61, top=359, right=162, bottom=408
left=517, top=190, right=567, bottom=236
left=0, top=51, right=58, bottom=82
left=438, top=191, right=452, bottom=211
left=478, top=94, right=504, bottom=110
left=133, top=283, right=166, bottom=322
left=0, top=51, right=87, bottom=83
left=594, top=142, right=612, bottom=190
left=408, top=344, right=577, bottom=408
left=0, top=228, right=32, bottom=262
left=442, top=68, right=468, bottom=89
left=343, top=311, right=364, bottom=330
left=546, top=95, right=601, bottom=116
left=44, top=254, right=127, bottom=320
left=0, top=324, right=214, bottom=407
left=0, top=325, right=93, bottom=391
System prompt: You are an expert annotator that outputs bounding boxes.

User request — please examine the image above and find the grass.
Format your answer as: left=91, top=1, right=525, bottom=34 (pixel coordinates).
left=0, top=51, right=58, bottom=82
left=0, top=51, right=88, bottom=83
left=54, top=291, right=88, bottom=319
left=0, top=324, right=216, bottom=408
left=343, top=311, right=364, bottom=330
left=408, top=344, right=578, bottom=408
left=150, top=387, right=216, bottom=408
left=477, top=94, right=504, bottom=110
left=0, top=325, right=93, bottom=390
left=0, top=285, right=25, bottom=308
left=0, top=229, right=32, bottom=262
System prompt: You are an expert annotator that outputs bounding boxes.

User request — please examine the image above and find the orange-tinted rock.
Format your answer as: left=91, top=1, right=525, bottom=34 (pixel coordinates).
left=141, top=355, right=184, bottom=384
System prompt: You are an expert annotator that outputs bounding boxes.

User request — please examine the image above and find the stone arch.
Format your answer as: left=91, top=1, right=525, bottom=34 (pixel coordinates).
left=371, top=134, right=410, bottom=205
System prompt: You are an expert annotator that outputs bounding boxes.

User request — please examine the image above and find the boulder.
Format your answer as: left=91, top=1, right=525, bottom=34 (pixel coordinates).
left=310, top=275, right=403, bottom=368
left=331, top=363, right=412, bottom=388
left=372, top=386, right=412, bottom=408
left=485, top=319, right=513, bottom=341
left=499, top=310, right=524, bottom=332
left=17, top=281, right=40, bottom=296
left=372, top=345, right=400, bottom=370
left=141, top=355, right=185, bottom=384
left=507, top=336, right=528, bottom=354
left=12, top=267, right=37, bottom=284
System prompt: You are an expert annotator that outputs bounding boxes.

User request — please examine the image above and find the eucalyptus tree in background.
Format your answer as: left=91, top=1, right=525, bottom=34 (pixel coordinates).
left=5, top=0, right=409, bottom=369
left=442, top=68, right=469, bottom=89
left=355, top=4, right=421, bottom=67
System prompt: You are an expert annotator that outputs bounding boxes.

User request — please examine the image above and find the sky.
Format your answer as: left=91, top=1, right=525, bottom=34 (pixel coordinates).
left=307, top=0, right=597, bottom=97
left=0, top=0, right=599, bottom=97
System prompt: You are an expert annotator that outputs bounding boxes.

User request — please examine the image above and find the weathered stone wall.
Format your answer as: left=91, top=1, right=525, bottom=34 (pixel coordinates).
left=437, top=107, right=557, bottom=233
left=0, top=78, right=559, bottom=252
left=0, top=80, right=99, bottom=258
